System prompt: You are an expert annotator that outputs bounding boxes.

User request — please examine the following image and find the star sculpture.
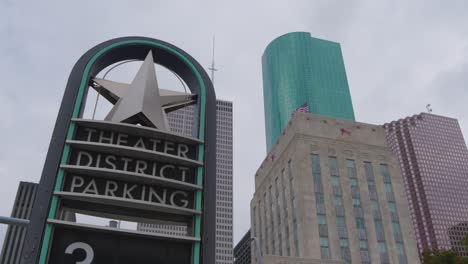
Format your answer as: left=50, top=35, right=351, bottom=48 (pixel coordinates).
left=90, top=51, right=196, bottom=131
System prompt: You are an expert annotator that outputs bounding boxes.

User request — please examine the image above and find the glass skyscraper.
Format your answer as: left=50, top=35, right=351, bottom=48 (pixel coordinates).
left=233, top=230, right=251, bottom=264
left=384, top=113, right=468, bottom=255
left=262, top=32, right=355, bottom=152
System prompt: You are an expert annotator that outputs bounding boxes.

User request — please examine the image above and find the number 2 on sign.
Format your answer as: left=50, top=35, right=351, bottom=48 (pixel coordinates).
left=65, top=242, right=95, bottom=264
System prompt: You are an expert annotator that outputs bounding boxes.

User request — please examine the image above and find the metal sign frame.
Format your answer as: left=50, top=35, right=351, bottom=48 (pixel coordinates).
left=21, top=37, right=216, bottom=264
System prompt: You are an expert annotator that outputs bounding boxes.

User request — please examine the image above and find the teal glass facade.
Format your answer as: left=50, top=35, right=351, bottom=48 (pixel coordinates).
left=262, top=32, right=355, bottom=151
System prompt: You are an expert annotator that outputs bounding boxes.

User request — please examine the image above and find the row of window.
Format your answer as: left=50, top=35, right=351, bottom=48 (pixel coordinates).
left=346, top=159, right=370, bottom=264
left=274, top=175, right=283, bottom=256
left=282, top=167, right=292, bottom=257
left=263, top=191, right=269, bottom=254
left=313, top=156, right=408, bottom=263
left=364, top=161, right=391, bottom=263
left=329, top=157, right=351, bottom=264
left=380, top=164, right=407, bottom=263
left=216, top=107, right=232, bottom=112
left=311, top=154, right=331, bottom=259
left=288, top=160, right=300, bottom=256
left=253, top=154, right=410, bottom=263
left=252, top=160, right=299, bottom=257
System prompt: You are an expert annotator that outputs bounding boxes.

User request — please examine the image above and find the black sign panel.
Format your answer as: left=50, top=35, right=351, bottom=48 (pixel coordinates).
left=49, top=226, right=191, bottom=264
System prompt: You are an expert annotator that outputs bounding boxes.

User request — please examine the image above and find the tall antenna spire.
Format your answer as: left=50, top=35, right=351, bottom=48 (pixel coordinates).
left=208, top=36, right=218, bottom=85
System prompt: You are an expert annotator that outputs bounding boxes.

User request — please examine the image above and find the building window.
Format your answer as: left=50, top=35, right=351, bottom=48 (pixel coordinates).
left=339, top=239, right=349, bottom=247
left=268, top=186, right=275, bottom=254
left=316, top=193, right=325, bottom=204
left=329, top=157, right=339, bottom=176
left=352, top=198, right=362, bottom=208
left=315, top=215, right=326, bottom=226
left=348, top=159, right=370, bottom=263
left=378, top=242, right=387, bottom=253
left=380, top=164, right=390, bottom=177
left=320, top=237, right=330, bottom=259
left=340, top=238, right=351, bottom=263
left=320, top=237, right=329, bottom=247
left=384, top=183, right=393, bottom=193
left=375, top=221, right=385, bottom=235
left=292, top=220, right=299, bottom=257
left=258, top=200, right=263, bottom=253
left=334, top=196, right=343, bottom=206
left=360, top=240, right=368, bottom=250
left=356, top=217, right=366, bottom=229
left=263, top=192, right=269, bottom=254
left=364, top=162, right=375, bottom=180
left=336, top=216, right=346, bottom=227
left=360, top=244, right=371, bottom=263
left=252, top=206, right=256, bottom=238
left=275, top=177, right=283, bottom=256
left=331, top=176, right=340, bottom=186
left=349, top=178, right=358, bottom=187
left=393, top=222, right=401, bottom=234
left=365, top=161, right=392, bottom=263
left=312, top=154, right=330, bottom=259
left=288, top=160, right=299, bottom=256
left=330, top=157, right=350, bottom=263
left=347, top=161, right=357, bottom=183
left=281, top=169, right=291, bottom=256
left=312, top=154, right=321, bottom=172
left=396, top=242, right=406, bottom=256
left=380, top=164, right=407, bottom=263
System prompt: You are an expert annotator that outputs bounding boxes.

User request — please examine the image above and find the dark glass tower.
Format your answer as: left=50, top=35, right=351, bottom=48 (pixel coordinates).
left=262, top=32, right=355, bottom=152
left=384, top=113, right=468, bottom=255
left=234, top=230, right=251, bottom=264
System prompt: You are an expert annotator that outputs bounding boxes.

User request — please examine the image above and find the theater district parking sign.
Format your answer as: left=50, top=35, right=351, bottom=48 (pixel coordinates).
left=20, top=37, right=217, bottom=264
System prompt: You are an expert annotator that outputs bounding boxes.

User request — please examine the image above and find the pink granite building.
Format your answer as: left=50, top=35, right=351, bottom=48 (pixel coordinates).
left=384, top=113, right=468, bottom=255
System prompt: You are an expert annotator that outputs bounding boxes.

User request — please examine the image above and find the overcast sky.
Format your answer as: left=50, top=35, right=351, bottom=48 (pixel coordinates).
left=1, top=0, right=468, bottom=247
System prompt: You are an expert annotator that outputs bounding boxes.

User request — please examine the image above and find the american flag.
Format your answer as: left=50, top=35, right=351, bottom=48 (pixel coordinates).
left=293, top=102, right=309, bottom=114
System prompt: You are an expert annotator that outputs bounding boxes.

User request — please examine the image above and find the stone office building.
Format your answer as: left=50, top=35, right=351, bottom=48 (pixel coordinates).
left=250, top=113, right=419, bottom=264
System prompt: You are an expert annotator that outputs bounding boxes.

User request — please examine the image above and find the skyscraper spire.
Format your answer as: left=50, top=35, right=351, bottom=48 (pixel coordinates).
left=208, top=36, right=218, bottom=85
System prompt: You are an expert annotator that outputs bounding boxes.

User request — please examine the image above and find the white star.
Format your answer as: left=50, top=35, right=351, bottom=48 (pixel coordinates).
left=90, top=51, right=196, bottom=131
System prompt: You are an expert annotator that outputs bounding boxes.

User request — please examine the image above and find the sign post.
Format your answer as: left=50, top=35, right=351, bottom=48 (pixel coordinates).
left=21, top=37, right=216, bottom=264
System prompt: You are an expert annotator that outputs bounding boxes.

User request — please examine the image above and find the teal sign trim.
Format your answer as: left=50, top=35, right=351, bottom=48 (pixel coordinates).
left=38, top=40, right=207, bottom=264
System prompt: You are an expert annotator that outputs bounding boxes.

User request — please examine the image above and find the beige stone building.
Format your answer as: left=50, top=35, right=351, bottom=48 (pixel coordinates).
left=250, top=113, right=419, bottom=264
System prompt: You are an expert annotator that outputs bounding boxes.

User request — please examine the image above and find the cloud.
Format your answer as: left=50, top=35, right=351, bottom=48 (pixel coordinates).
left=426, top=60, right=468, bottom=132
left=0, top=0, right=467, bottom=247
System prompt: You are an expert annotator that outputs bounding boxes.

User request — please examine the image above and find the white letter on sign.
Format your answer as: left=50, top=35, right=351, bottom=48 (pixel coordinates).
left=70, top=176, right=84, bottom=192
